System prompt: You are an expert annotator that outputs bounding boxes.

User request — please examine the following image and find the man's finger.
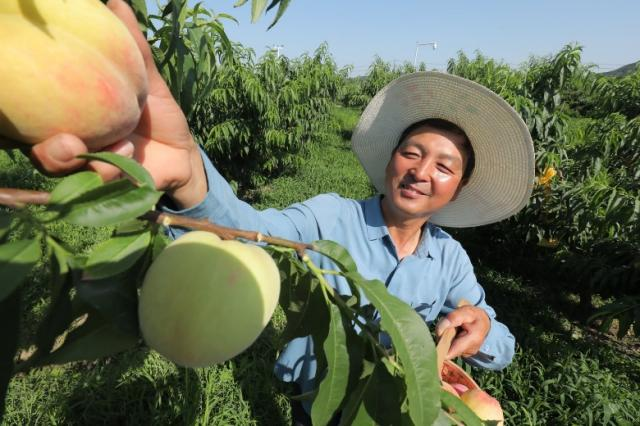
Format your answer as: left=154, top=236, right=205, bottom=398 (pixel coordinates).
left=86, top=139, right=135, bottom=182
left=30, top=134, right=89, bottom=176
left=448, top=331, right=479, bottom=360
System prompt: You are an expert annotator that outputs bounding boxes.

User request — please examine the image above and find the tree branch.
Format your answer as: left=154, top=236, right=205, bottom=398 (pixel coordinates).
left=0, top=188, right=312, bottom=256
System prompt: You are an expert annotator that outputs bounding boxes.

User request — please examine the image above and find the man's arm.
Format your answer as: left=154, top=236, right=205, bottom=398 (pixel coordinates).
left=436, top=243, right=515, bottom=370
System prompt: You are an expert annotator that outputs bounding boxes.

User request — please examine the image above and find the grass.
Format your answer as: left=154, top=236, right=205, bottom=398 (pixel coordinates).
left=3, top=106, right=640, bottom=425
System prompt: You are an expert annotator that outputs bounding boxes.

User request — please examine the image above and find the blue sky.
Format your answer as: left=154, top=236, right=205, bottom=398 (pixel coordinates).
left=199, top=0, right=639, bottom=75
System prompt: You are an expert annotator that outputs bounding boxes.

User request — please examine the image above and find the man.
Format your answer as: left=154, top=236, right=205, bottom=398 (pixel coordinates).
left=27, top=0, right=534, bottom=423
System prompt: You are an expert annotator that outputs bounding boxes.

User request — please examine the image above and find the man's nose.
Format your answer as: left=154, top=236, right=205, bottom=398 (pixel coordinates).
left=410, top=160, right=434, bottom=181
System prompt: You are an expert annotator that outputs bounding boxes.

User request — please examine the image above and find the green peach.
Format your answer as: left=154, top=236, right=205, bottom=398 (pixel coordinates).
left=138, top=231, right=281, bottom=367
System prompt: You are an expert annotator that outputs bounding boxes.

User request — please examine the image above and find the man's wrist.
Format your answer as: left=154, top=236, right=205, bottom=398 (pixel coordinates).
left=166, top=146, right=208, bottom=209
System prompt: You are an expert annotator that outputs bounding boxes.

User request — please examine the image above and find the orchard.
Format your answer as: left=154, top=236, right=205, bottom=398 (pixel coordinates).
left=1, top=0, right=639, bottom=425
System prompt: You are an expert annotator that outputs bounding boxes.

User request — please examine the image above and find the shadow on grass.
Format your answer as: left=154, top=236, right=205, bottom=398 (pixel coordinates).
left=231, top=322, right=291, bottom=426
left=471, top=259, right=640, bottom=383
left=59, top=348, right=202, bottom=425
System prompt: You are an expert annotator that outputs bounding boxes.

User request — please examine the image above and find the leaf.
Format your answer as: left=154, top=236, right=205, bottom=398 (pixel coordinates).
left=439, top=389, right=484, bottom=426
left=349, top=273, right=440, bottom=426
left=250, top=0, right=268, bottom=23
left=314, top=239, right=440, bottom=425
left=49, top=171, right=103, bottom=204
left=339, top=360, right=375, bottom=425
left=33, top=271, right=74, bottom=356
left=55, top=179, right=162, bottom=227
left=79, top=153, right=154, bottom=188
left=0, top=238, right=41, bottom=301
left=0, top=211, right=13, bottom=240
left=75, top=272, right=140, bottom=336
left=312, top=240, right=358, bottom=272
left=84, top=231, right=151, bottom=280
left=311, top=304, right=350, bottom=426
left=266, top=0, right=291, bottom=29
left=350, top=362, right=404, bottom=426
left=0, top=290, right=20, bottom=423
left=37, top=311, right=139, bottom=366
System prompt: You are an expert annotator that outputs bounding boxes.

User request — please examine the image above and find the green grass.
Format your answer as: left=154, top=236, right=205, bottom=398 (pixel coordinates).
left=3, top=106, right=640, bottom=425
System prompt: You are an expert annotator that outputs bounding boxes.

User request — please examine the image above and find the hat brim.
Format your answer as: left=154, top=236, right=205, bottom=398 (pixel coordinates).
left=351, top=71, right=535, bottom=228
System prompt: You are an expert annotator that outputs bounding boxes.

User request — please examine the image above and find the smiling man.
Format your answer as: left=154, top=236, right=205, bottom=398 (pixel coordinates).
left=25, top=3, right=535, bottom=424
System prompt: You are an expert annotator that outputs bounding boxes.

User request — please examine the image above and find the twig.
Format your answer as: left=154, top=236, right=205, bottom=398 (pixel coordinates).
left=0, top=188, right=50, bottom=208
left=141, top=211, right=313, bottom=257
left=0, top=188, right=313, bottom=257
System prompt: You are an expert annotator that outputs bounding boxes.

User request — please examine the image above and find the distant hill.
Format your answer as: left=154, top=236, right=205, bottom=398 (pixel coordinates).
left=601, top=61, right=639, bottom=77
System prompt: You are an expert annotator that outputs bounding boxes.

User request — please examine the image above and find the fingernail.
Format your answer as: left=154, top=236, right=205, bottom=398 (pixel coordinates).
left=112, top=140, right=134, bottom=158
left=436, top=318, right=451, bottom=336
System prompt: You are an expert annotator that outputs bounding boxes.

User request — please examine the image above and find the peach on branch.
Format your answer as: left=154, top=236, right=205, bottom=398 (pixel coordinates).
left=460, top=388, right=505, bottom=426
left=0, top=0, right=147, bottom=148
left=138, top=231, right=281, bottom=367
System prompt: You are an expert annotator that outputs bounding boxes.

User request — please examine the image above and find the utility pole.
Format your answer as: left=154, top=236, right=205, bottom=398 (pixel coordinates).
left=414, top=41, right=437, bottom=68
left=266, top=44, right=285, bottom=58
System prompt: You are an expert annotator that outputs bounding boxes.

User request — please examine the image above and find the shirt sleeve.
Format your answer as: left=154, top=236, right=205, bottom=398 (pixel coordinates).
left=441, top=242, right=515, bottom=371
left=158, top=148, right=342, bottom=245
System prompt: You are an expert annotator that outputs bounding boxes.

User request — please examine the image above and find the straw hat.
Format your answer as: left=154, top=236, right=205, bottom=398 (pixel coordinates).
left=351, top=71, right=535, bottom=228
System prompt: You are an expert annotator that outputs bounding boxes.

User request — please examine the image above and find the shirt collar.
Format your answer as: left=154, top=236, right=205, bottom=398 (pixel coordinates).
left=363, top=195, right=388, bottom=241
left=362, top=195, right=437, bottom=260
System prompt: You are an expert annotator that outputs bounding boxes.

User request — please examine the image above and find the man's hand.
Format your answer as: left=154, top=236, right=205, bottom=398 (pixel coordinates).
left=28, top=0, right=207, bottom=209
left=435, top=305, right=491, bottom=360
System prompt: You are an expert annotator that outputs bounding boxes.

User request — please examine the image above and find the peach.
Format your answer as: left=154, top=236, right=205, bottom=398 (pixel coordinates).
left=0, top=0, right=147, bottom=148
left=460, top=388, right=505, bottom=425
left=138, top=231, right=282, bottom=367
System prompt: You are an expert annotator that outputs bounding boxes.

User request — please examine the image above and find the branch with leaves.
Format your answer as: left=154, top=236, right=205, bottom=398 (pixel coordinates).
left=0, top=155, right=486, bottom=425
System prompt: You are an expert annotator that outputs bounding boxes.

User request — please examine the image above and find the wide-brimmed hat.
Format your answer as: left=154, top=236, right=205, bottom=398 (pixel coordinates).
left=351, top=71, right=535, bottom=228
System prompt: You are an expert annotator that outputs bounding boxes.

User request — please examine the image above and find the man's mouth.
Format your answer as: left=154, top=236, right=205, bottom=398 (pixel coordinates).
left=400, top=182, right=430, bottom=196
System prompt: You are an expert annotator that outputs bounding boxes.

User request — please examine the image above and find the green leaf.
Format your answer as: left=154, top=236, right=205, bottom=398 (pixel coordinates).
left=440, top=389, right=484, bottom=426
left=0, top=290, right=20, bottom=423
left=250, top=0, right=268, bottom=23
left=349, top=273, right=440, bottom=426
left=350, top=362, right=404, bottom=426
left=0, top=211, right=13, bottom=240
left=37, top=311, right=139, bottom=366
left=266, top=0, right=291, bottom=29
left=33, top=271, right=74, bottom=356
left=55, top=179, right=162, bottom=227
left=79, top=152, right=155, bottom=188
left=84, top=231, right=151, bottom=280
left=311, top=304, right=350, bottom=426
left=75, top=272, right=140, bottom=336
left=49, top=171, right=103, bottom=204
left=0, top=238, right=41, bottom=301
left=312, top=240, right=358, bottom=272
left=339, top=360, right=375, bottom=425
left=314, top=239, right=440, bottom=424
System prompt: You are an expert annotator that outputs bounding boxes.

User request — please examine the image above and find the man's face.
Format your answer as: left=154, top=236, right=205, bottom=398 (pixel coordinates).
left=382, top=125, right=468, bottom=223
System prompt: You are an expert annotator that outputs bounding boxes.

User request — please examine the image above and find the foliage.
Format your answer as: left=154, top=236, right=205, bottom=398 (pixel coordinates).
left=445, top=46, right=640, bottom=326
left=192, top=43, right=347, bottom=189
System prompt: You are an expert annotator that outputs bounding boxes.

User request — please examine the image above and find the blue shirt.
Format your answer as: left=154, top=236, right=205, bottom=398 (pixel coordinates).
left=161, top=152, right=515, bottom=396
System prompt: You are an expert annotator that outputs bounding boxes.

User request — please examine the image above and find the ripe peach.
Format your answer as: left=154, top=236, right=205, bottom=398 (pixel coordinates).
left=0, top=0, right=147, bottom=148
left=460, top=388, right=505, bottom=425
left=138, top=231, right=281, bottom=367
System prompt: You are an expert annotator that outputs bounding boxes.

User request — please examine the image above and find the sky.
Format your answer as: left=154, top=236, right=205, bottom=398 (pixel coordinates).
left=197, top=0, right=639, bottom=76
